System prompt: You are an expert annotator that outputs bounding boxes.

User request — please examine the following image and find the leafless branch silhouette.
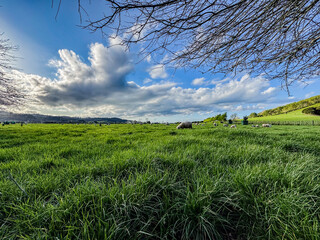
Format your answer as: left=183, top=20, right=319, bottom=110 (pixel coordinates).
left=0, top=34, right=24, bottom=107
left=56, top=0, right=320, bottom=93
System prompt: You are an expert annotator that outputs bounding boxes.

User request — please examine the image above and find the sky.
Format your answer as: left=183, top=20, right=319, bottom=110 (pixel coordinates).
left=1, top=0, right=319, bottom=122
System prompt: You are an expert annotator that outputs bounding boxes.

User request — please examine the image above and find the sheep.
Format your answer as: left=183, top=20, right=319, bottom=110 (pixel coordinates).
left=223, top=124, right=228, bottom=127
left=262, top=124, right=272, bottom=127
left=230, top=125, right=237, bottom=128
left=213, top=122, right=217, bottom=127
left=251, top=125, right=256, bottom=127
left=176, top=122, right=192, bottom=129
left=256, top=125, right=259, bottom=127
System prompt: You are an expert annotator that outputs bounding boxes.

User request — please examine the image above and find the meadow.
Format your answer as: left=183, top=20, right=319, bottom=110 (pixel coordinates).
left=1, top=123, right=320, bottom=239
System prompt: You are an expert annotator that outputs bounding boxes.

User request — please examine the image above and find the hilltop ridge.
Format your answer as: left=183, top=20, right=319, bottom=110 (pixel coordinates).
left=0, top=111, right=128, bottom=124
left=253, top=95, right=320, bottom=117
left=248, top=95, right=320, bottom=123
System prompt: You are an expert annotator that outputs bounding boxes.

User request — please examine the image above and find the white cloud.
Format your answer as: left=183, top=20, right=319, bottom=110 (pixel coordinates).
left=192, top=77, right=206, bottom=86
left=38, top=40, right=133, bottom=106
left=262, top=87, right=277, bottom=95
left=123, top=22, right=153, bottom=42
left=305, top=92, right=315, bottom=99
left=210, top=78, right=231, bottom=85
left=298, top=80, right=315, bottom=88
left=8, top=40, right=279, bottom=119
left=147, top=64, right=168, bottom=79
left=192, top=77, right=232, bottom=86
left=145, top=55, right=151, bottom=63
left=143, top=78, right=152, bottom=84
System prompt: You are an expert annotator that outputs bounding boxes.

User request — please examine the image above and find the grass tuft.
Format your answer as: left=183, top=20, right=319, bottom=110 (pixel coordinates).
left=0, top=123, right=320, bottom=239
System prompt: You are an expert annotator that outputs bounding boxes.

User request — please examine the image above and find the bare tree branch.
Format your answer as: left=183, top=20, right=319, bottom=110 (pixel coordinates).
left=0, top=33, right=24, bottom=107
left=61, top=0, right=320, bottom=91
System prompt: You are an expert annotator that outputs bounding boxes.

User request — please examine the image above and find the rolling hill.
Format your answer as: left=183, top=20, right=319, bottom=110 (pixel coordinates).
left=257, top=95, right=320, bottom=116
left=250, top=103, right=320, bottom=122
left=249, top=95, right=320, bottom=122
left=0, top=111, right=128, bottom=124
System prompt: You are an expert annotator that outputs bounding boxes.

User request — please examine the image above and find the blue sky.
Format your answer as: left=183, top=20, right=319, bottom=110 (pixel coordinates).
left=1, top=0, right=319, bottom=122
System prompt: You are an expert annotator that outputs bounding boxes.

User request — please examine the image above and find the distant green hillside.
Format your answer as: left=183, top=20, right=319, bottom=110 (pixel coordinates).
left=250, top=103, right=320, bottom=122
left=257, top=95, right=320, bottom=117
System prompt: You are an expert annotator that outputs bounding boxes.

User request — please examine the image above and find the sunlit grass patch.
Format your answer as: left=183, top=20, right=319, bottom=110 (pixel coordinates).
left=0, top=123, right=320, bottom=239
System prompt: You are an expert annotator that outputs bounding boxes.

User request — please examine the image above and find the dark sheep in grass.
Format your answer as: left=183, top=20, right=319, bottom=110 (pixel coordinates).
left=176, top=122, right=192, bottom=129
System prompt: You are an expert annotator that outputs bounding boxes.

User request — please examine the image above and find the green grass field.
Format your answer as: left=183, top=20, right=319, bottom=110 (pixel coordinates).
left=1, top=123, right=320, bottom=239
left=250, top=103, right=320, bottom=122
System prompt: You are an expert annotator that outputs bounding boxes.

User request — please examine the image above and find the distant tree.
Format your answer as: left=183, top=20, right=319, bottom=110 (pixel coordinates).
left=230, top=113, right=238, bottom=120
left=58, top=0, right=320, bottom=92
left=261, top=110, right=271, bottom=117
left=248, top=112, right=258, bottom=118
left=203, top=112, right=227, bottom=122
left=0, top=34, right=24, bottom=107
left=302, top=107, right=320, bottom=115
left=221, top=112, right=227, bottom=121
left=215, top=114, right=222, bottom=121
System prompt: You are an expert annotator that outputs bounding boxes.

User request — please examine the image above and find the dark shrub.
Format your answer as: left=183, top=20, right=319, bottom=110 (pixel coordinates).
left=302, top=107, right=320, bottom=115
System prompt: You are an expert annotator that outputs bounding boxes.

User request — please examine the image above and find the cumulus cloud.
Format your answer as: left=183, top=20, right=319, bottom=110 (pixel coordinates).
left=23, top=41, right=134, bottom=107
left=147, top=64, right=168, bottom=79
left=262, top=87, right=277, bottom=95
left=192, top=77, right=206, bottom=86
left=224, top=104, right=267, bottom=112
left=9, top=40, right=279, bottom=118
